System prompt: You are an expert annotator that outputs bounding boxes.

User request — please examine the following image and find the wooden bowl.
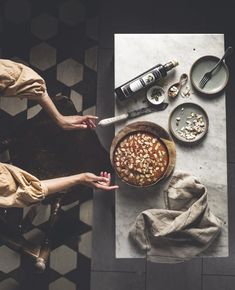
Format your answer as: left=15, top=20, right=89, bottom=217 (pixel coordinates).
left=110, top=121, right=176, bottom=187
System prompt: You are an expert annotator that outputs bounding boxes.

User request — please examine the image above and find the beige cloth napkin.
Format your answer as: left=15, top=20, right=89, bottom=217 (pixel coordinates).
left=129, top=172, right=223, bottom=263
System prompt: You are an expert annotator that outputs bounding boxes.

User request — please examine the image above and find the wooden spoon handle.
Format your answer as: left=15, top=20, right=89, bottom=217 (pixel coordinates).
left=179, top=73, right=188, bottom=86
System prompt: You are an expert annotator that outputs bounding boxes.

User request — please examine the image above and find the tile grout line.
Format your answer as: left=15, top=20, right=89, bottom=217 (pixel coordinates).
left=201, top=258, right=204, bottom=290
left=98, top=47, right=113, bottom=50
left=91, top=270, right=146, bottom=274
left=144, top=254, right=147, bottom=290
left=202, top=273, right=235, bottom=277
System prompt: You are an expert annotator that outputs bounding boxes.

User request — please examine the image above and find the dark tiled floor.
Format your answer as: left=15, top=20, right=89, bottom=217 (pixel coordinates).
left=90, top=271, right=146, bottom=290
left=226, top=73, right=235, bottom=163
left=202, top=275, right=235, bottom=290
left=95, top=48, right=114, bottom=151
left=202, top=164, right=235, bottom=278
left=0, top=1, right=99, bottom=289
left=99, top=0, right=153, bottom=49
left=146, top=259, right=202, bottom=290
left=91, top=190, right=145, bottom=273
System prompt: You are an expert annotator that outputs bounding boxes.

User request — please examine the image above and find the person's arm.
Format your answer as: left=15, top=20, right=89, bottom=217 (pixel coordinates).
left=38, top=94, right=98, bottom=130
left=0, top=60, right=98, bottom=130
left=41, top=171, right=118, bottom=196
left=0, top=162, right=118, bottom=208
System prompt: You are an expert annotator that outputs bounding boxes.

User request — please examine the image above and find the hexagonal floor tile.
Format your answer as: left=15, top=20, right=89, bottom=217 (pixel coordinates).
left=0, top=96, right=27, bottom=116
left=23, top=228, right=44, bottom=247
left=61, top=200, right=79, bottom=211
left=0, top=18, right=3, bottom=33
left=79, top=200, right=93, bottom=226
left=0, top=278, right=20, bottom=290
left=79, top=231, right=92, bottom=258
left=85, top=46, right=97, bottom=71
left=83, top=105, right=96, bottom=116
left=4, top=0, right=31, bottom=23
left=59, top=0, right=85, bottom=26
left=57, top=58, right=83, bottom=87
left=50, top=245, right=77, bottom=275
left=27, top=104, right=42, bottom=120
left=23, top=204, right=39, bottom=219
left=0, top=246, right=20, bottom=273
left=86, top=16, right=99, bottom=41
left=31, top=13, right=58, bottom=40
left=70, top=90, right=83, bottom=112
left=30, top=42, right=56, bottom=71
left=11, top=56, right=29, bottom=66
left=0, top=149, right=10, bottom=163
left=49, top=277, right=76, bottom=290
left=32, top=204, right=51, bottom=227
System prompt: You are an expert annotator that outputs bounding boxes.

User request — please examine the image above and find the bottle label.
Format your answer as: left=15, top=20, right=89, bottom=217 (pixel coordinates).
left=142, top=73, right=155, bottom=85
left=120, top=67, right=163, bottom=98
left=129, top=79, right=143, bottom=92
left=152, top=68, right=162, bottom=79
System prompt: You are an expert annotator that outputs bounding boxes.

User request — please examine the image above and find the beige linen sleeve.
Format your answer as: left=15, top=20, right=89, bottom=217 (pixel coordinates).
left=0, top=59, right=48, bottom=100
left=0, top=162, right=48, bottom=208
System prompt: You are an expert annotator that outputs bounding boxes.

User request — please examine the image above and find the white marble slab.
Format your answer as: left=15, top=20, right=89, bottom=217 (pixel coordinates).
left=114, top=34, right=228, bottom=259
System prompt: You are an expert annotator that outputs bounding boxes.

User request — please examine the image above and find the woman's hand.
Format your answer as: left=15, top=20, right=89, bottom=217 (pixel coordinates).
left=41, top=172, right=118, bottom=196
left=78, top=172, right=119, bottom=191
left=57, top=115, right=98, bottom=130
left=38, top=94, right=98, bottom=130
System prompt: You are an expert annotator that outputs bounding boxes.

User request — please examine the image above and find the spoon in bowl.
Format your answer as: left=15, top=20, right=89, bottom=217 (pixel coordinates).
left=168, top=73, right=188, bottom=99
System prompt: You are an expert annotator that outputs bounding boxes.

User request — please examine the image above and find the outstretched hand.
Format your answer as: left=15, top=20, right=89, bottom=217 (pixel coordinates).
left=58, top=115, right=98, bottom=130
left=79, top=172, right=119, bottom=191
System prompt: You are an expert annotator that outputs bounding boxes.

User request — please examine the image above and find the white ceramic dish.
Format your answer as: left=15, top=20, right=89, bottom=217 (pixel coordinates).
left=146, top=85, right=165, bottom=105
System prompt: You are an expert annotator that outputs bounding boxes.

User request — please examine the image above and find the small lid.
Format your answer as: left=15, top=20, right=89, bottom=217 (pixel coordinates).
left=164, top=60, right=179, bottom=71
left=171, top=60, right=179, bottom=67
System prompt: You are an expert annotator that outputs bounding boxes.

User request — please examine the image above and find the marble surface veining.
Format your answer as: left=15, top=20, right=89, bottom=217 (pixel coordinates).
left=114, top=34, right=228, bottom=258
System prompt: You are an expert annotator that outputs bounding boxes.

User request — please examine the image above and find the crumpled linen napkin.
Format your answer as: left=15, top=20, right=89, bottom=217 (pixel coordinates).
left=129, top=172, right=223, bottom=263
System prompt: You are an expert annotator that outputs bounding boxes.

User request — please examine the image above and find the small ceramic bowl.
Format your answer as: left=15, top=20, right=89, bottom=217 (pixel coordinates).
left=146, top=85, right=165, bottom=105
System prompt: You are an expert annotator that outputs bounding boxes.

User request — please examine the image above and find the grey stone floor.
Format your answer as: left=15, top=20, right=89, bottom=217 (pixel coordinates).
left=92, top=0, right=235, bottom=289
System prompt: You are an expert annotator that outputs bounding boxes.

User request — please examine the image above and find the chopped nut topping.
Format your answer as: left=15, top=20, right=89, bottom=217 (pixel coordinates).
left=113, top=131, right=169, bottom=186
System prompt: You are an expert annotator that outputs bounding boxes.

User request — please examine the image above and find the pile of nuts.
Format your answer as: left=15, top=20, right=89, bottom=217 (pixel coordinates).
left=168, top=85, right=179, bottom=98
left=113, top=131, right=169, bottom=186
left=175, top=110, right=206, bottom=141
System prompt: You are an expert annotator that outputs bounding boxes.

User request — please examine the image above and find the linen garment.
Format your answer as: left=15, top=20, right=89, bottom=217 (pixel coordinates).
left=0, top=162, right=47, bottom=207
left=0, top=59, right=50, bottom=207
left=0, top=59, right=47, bottom=99
left=130, top=172, right=223, bottom=263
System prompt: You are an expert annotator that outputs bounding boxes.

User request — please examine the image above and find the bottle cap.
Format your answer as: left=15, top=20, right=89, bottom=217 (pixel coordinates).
left=172, top=60, right=179, bottom=67
left=164, top=60, right=179, bottom=71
